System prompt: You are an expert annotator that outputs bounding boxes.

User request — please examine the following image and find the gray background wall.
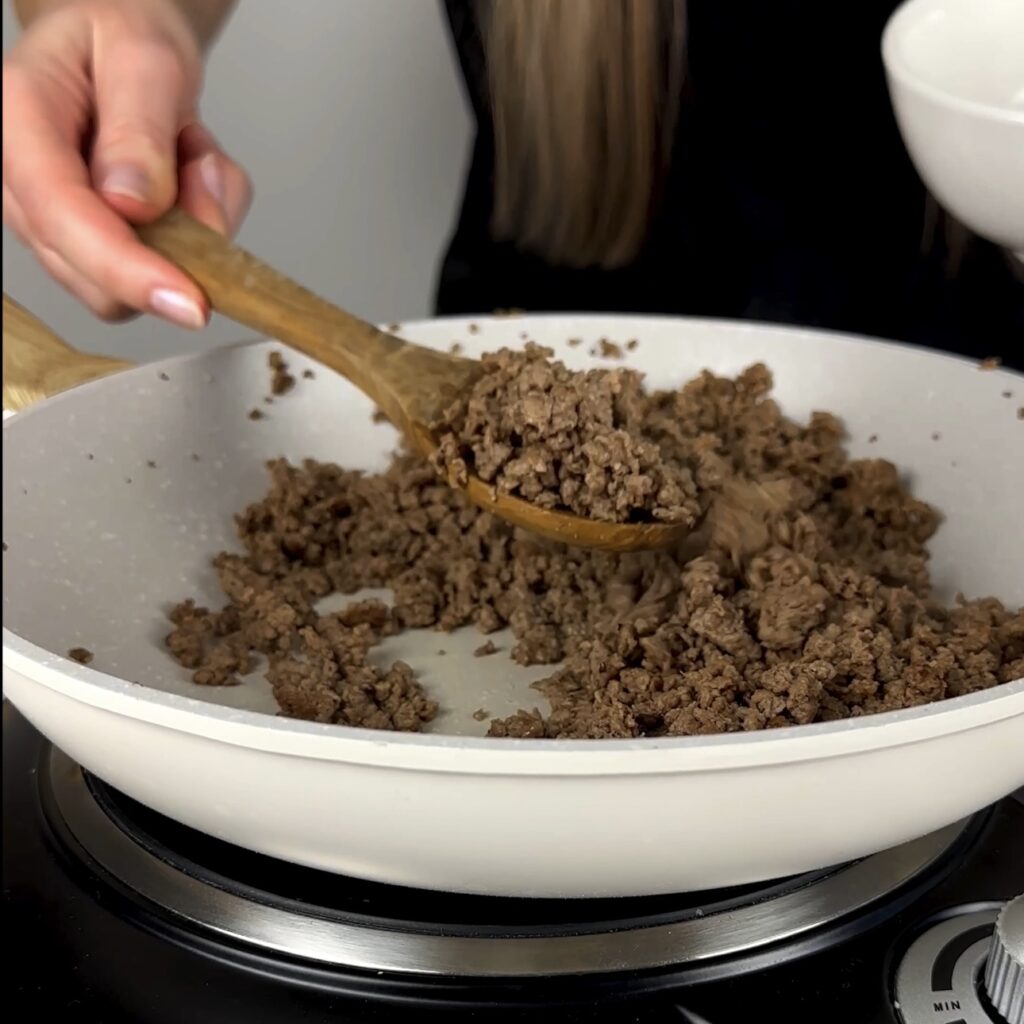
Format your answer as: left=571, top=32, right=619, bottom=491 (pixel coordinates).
left=2, top=0, right=472, bottom=361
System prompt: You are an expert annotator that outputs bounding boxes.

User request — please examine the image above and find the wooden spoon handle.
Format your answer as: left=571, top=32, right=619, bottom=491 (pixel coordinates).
left=2, top=295, right=132, bottom=411
left=136, top=209, right=411, bottom=421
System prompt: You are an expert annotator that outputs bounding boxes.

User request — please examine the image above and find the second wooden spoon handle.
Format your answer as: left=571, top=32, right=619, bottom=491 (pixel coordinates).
left=136, top=209, right=407, bottom=408
left=2, top=294, right=131, bottom=411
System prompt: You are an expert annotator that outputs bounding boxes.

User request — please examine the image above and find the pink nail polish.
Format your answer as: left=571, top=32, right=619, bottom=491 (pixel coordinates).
left=150, top=289, right=207, bottom=329
left=99, top=165, right=151, bottom=202
left=199, top=153, right=226, bottom=206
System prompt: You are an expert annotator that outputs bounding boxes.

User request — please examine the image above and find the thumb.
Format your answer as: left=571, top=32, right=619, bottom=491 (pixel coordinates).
left=89, top=37, right=198, bottom=222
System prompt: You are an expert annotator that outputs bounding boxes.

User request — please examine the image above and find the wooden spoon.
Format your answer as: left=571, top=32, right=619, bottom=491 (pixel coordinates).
left=2, top=295, right=132, bottom=410
left=3, top=291, right=782, bottom=560
left=130, top=209, right=692, bottom=553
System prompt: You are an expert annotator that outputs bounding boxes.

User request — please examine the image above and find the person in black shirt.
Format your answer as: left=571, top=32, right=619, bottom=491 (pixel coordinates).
left=4, top=0, right=1021, bottom=366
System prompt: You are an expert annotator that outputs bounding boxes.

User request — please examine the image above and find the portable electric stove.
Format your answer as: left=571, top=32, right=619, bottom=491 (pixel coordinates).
left=3, top=703, right=1022, bottom=1023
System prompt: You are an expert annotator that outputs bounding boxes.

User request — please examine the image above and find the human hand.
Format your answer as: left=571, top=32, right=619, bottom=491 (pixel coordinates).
left=3, top=0, right=252, bottom=327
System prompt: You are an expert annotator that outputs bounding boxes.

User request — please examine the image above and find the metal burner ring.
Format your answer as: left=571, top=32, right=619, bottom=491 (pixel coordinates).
left=47, top=748, right=973, bottom=979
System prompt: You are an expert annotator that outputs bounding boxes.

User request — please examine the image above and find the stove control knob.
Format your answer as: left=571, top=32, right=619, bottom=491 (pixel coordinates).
left=985, top=895, right=1024, bottom=1024
left=894, top=905, right=999, bottom=1023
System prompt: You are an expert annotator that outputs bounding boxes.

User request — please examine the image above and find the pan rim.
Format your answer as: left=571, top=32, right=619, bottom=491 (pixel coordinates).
left=3, top=311, right=1023, bottom=402
left=5, top=640, right=1022, bottom=773
left=4, top=315, right=1023, bottom=774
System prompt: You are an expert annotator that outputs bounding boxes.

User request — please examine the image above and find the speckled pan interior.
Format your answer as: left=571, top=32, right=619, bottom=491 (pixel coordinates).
left=4, top=315, right=1023, bottom=737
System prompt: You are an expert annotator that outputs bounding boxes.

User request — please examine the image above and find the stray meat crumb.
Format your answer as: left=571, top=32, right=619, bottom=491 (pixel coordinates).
left=450, top=342, right=464, bottom=355
left=303, top=369, right=315, bottom=380
left=248, top=409, right=266, bottom=421
left=1002, top=390, right=1013, bottom=399
left=437, top=649, right=447, bottom=656
left=468, top=323, right=480, bottom=334
left=567, top=338, right=583, bottom=348
left=1018, top=407, right=1024, bottom=420
left=980, top=357, right=1001, bottom=370
left=868, top=434, right=878, bottom=444
left=473, top=708, right=490, bottom=721
left=372, top=408, right=390, bottom=424
left=596, top=338, right=624, bottom=359
left=626, top=339, right=639, bottom=351
left=158, top=372, right=170, bottom=382
left=269, top=351, right=296, bottom=396
left=68, top=647, right=94, bottom=665
left=387, top=323, right=402, bottom=333
left=146, top=460, right=156, bottom=468
left=474, top=640, right=498, bottom=657
left=165, top=355, right=1023, bottom=738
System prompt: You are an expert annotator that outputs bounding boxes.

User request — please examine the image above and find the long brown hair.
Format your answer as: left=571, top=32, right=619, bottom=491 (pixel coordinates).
left=484, top=0, right=687, bottom=270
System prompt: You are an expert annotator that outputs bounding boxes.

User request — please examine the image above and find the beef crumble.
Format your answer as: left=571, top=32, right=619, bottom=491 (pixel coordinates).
left=268, top=351, right=296, bottom=396
left=166, top=359, right=1022, bottom=738
left=431, top=344, right=702, bottom=525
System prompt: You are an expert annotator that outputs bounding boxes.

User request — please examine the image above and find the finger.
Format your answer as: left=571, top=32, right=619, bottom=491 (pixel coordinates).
left=34, top=242, right=136, bottom=322
left=90, top=34, right=198, bottom=221
left=3, top=184, right=31, bottom=245
left=176, top=121, right=253, bottom=237
left=5, top=91, right=208, bottom=328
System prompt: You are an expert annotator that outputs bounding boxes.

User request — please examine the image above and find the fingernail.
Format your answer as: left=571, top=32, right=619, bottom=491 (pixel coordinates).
left=199, top=153, right=226, bottom=206
left=99, top=165, right=151, bottom=202
left=150, top=288, right=207, bottom=329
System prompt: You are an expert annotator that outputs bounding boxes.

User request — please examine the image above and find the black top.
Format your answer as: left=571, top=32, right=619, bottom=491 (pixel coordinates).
left=437, top=0, right=1023, bottom=368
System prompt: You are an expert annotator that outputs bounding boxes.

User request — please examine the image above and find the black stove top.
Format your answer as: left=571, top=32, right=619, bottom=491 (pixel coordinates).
left=4, top=703, right=1022, bottom=1023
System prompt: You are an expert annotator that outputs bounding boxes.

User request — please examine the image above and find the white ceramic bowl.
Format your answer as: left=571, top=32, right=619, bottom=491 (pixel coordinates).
left=882, top=0, right=1024, bottom=252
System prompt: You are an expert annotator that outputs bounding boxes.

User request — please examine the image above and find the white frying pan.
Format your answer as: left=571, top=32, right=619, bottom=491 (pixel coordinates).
left=3, top=313, right=1023, bottom=898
